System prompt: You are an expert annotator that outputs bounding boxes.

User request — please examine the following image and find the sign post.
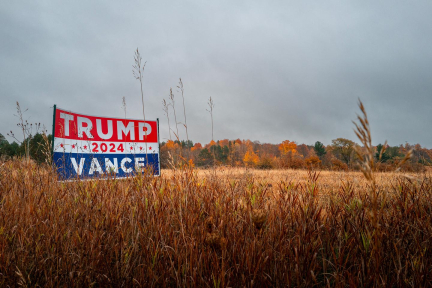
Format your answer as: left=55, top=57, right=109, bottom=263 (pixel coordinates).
left=51, top=104, right=56, bottom=157
left=52, top=107, right=160, bottom=180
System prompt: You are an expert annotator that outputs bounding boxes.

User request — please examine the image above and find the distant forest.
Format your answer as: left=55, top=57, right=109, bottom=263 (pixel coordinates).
left=159, top=138, right=431, bottom=172
left=2, top=132, right=430, bottom=172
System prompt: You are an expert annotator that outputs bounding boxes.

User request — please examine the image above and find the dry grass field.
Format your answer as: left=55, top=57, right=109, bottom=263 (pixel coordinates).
left=1, top=161, right=432, bottom=287
left=171, top=167, right=429, bottom=191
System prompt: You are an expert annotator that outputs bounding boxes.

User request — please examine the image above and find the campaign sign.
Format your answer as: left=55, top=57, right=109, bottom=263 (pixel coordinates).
left=52, top=106, right=160, bottom=180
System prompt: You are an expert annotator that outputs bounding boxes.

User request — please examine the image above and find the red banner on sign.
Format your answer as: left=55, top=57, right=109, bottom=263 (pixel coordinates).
left=54, top=108, right=157, bottom=143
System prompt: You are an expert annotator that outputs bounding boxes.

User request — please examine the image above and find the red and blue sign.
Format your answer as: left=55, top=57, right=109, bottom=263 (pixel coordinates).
left=52, top=106, right=160, bottom=180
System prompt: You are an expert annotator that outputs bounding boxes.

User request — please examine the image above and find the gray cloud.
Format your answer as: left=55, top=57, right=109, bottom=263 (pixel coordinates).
left=1, top=1, right=431, bottom=147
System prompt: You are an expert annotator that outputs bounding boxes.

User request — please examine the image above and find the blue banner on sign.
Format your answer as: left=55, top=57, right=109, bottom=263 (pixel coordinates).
left=53, top=152, right=160, bottom=180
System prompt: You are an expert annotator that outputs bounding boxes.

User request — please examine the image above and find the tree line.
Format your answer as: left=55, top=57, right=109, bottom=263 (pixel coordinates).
left=0, top=133, right=52, bottom=164
left=1, top=132, right=430, bottom=172
left=160, top=138, right=431, bottom=172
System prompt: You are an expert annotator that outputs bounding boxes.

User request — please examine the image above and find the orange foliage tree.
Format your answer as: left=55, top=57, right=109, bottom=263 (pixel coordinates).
left=279, top=140, right=297, bottom=155
left=219, top=139, right=229, bottom=147
left=243, top=150, right=259, bottom=167
left=305, top=155, right=321, bottom=168
left=191, top=143, right=202, bottom=151
left=205, top=140, right=216, bottom=148
left=166, top=140, right=180, bottom=150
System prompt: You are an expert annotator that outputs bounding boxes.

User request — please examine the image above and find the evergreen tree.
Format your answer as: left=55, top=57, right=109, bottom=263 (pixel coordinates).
left=0, top=133, right=8, bottom=156
left=314, top=141, right=327, bottom=158
left=198, top=148, right=213, bottom=166
left=375, top=143, right=390, bottom=162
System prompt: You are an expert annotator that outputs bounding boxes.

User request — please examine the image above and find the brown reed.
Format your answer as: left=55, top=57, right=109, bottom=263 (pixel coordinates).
left=0, top=160, right=431, bottom=287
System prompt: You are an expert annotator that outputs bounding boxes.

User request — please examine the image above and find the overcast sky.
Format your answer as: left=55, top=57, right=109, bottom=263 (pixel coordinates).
left=1, top=1, right=431, bottom=147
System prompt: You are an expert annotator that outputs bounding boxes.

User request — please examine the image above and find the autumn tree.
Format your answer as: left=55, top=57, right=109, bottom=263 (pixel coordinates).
left=297, top=144, right=312, bottom=158
left=305, top=155, right=321, bottom=168
left=205, top=140, right=217, bottom=148
left=259, top=143, right=278, bottom=157
left=411, top=144, right=432, bottom=165
left=256, top=155, right=274, bottom=169
left=331, top=158, right=348, bottom=171
left=219, top=139, right=229, bottom=147
left=331, top=138, right=356, bottom=165
left=243, top=149, right=259, bottom=167
left=276, top=140, right=296, bottom=168
left=166, top=140, right=180, bottom=150
left=159, top=140, right=181, bottom=168
left=278, top=140, right=297, bottom=155
left=191, top=143, right=202, bottom=151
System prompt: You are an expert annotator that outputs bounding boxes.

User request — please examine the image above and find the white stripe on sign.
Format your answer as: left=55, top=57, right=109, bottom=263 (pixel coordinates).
left=54, top=138, right=159, bottom=154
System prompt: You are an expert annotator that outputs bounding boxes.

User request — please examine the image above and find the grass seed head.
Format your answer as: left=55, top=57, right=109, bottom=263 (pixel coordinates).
left=204, top=216, right=214, bottom=232
left=205, top=232, right=227, bottom=250
left=251, top=209, right=267, bottom=230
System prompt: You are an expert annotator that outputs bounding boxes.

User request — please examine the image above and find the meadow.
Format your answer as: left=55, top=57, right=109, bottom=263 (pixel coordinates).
left=1, top=160, right=431, bottom=287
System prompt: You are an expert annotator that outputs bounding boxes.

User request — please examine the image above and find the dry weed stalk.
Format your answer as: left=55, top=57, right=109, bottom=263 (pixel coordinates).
left=352, top=100, right=377, bottom=191
left=177, top=78, right=189, bottom=142
left=169, top=88, right=179, bottom=140
left=207, top=96, right=215, bottom=141
left=133, top=48, right=147, bottom=123
left=353, top=99, right=413, bottom=181
left=352, top=99, right=417, bottom=281
left=8, top=102, right=41, bottom=163
left=121, top=96, right=127, bottom=119
left=162, top=99, right=172, bottom=140
left=133, top=48, right=148, bottom=163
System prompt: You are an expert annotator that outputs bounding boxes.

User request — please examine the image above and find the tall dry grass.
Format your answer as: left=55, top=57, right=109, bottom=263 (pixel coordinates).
left=1, top=160, right=432, bottom=287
